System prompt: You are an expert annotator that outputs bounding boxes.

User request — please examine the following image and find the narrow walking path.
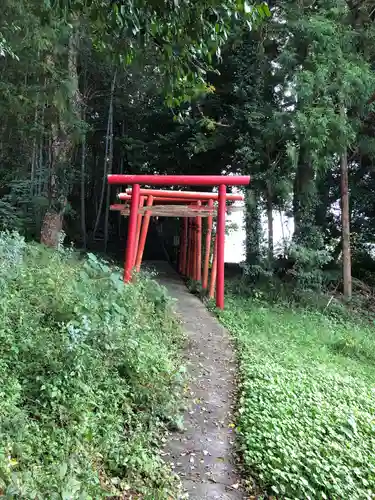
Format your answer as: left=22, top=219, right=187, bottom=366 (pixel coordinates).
left=146, top=261, right=244, bottom=499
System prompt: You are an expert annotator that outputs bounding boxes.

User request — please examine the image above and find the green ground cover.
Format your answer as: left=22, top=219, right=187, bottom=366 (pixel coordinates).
left=0, top=232, right=184, bottom=499
left=220, top=293, right=375, bottom=499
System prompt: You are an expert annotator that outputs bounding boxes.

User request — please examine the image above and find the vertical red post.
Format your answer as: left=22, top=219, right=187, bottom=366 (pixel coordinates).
left=202, top=199, right=214, bottom=289
left=186, top=218, right=192, bottom=278
left=178, top=222, right=183, bottom=274
left=185, top=218, right=191, bottom=277
left=178, top=220, right=184, bottom=274
left=196, top=201, right=202, bottom=282
left=133, top=195, right=145, bottom=268
left=180, top=218, right=188, bottom=275
left=124, top=183, right=140, bottom=283
left=216, top=184, right=226, bottom=309
left=192, top=219, right=196, bottom=280
left=190, top=221, right=195, bottom=280
left=182, top=217, right=188, bottom=275
left=209, top=235, right=217, bottom=299
left=135, top=195, right=154, bottom=272
left=191, top=219, right=197, bottom=280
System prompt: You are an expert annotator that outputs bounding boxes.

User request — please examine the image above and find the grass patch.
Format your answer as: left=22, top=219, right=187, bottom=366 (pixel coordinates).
left=0, top=232, right=184, bottom=498
left=219, top=294, right=375, bottom=499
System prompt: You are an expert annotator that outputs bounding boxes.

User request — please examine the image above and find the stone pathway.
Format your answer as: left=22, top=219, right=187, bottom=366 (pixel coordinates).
left=146, top=261, right=245, bottom=499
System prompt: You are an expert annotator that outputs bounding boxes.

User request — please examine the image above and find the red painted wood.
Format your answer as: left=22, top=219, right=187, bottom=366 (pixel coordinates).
left=135, top=195, right=154, bottom=272
left=108, top=174, right=250, bottom=187
left=216, top=184, right=226, bottom=309
left=196, top=201, right=202, bottom=282
left=187, top=219, right=193, bottom=279
left=110, top=203, right=128, bottom=210
left=192, top=218, right=197, bottom=281
left=134, top=196, right=145, bottom=268
left=209, top=236, right=217, bottom=300
left=202, top=199, right=214, bottom=289
left=123, top=188, right=244, bottom=201
left=124, top=184, right=140, bottom=283
left=108, top=174, right=251, bottom=310
left=180, top=218, right=188, bottom=275
left=119, top=193, right=216, bottom=203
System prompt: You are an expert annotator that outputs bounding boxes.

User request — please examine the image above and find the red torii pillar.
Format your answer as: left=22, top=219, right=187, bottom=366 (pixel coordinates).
left=202, top=199, right=214, bottom=290
left=111, top=197, right=210, bottom=278
left=125, top=188, right=244, bottom=202
left=123, top=188, right=244, bottom=287
left=117, top=192, right=220, bottom=279
left=108, top=175, right=250, bottom=309
left=135, top=194, right=154, bottom=272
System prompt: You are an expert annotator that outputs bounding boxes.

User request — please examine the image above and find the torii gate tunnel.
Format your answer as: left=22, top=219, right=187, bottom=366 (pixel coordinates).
left=107, top=175, right=251, bottom=309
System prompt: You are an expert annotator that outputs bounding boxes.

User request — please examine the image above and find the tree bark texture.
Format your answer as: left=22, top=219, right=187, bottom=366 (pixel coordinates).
left=41, top=24, right=80, bottom=248
left=81, top=115, right=87, bottom=249
left=93, top=70, right=116, bottom=238
left=245, top=190, right=261, bottom=265
left=340, top=148, right=352, bottom=299
left=293, top=156, right=316, bottom=244
left=266, top=183, right=274, bottom=262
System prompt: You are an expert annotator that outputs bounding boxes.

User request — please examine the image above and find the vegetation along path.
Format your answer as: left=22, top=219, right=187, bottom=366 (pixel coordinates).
left=148, top=262, right=243, bottom=499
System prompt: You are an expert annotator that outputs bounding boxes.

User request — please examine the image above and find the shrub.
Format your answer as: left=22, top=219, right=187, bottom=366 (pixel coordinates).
left=0, top=233, right=184, bottom=498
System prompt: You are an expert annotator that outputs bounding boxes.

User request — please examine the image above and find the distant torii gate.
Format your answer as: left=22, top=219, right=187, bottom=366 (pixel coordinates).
left=107, top=175, right=250, bottom=309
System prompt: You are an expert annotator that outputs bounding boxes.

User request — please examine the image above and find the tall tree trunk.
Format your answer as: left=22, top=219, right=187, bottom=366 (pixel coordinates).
left=293, top=155, right=316, bottom=245
left=40, top=124, right=69, bottom=248
left=93, top=70, right=117, bottom=237
left=315, top=170, right=332, bottom=229
left=341, top=148, right=352, bottom=299
left=41, top=25, right=80, bottom=248
left=104, top=103, right=114, bottom=252
left=118, top=121, right=125, bottom=237
left=30, top=98, right=39, bottom=196
left=81, top=110, right=87, bottom=249
left=245, top=190, right=261, bottom=265
left=266, top=183, right=273, bottom=263
left=38, top=105, right=45, bottom=197
left=93, top=152, right=99, bottom=214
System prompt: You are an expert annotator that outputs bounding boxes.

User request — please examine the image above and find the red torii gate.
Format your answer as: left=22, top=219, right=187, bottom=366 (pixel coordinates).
left=119, top=189, right=244, bottom=292
left=112, top=195, right=217, bottom=276
left=107, top=174, right=250, bottom=309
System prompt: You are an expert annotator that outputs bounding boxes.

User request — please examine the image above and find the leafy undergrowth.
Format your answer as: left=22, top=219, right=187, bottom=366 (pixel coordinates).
left=219, top=294, right=375, bottom=500
left=0, top=232, right=184, bottom=499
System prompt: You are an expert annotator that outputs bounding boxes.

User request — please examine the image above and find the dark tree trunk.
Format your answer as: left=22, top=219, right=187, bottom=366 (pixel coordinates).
left=104, top=101, right=114, bottom=252
left=93, top=70, right=116, bottom=238
left=315, top=170, right=332, bottom=229
left=40, top=125, right=69, bottom=248
left=266, top=183, right=273, bottom=263
left=41, top=25, right=80, bottom=248
left=245, top=190, right=261, bottom=264
left=293, top=155, right=316, bottom=244
left=81, top=115, right=87, bottom=249
left=341, top=148, right=352, bottom=299
left=118, top=121, right=125, bottom=237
